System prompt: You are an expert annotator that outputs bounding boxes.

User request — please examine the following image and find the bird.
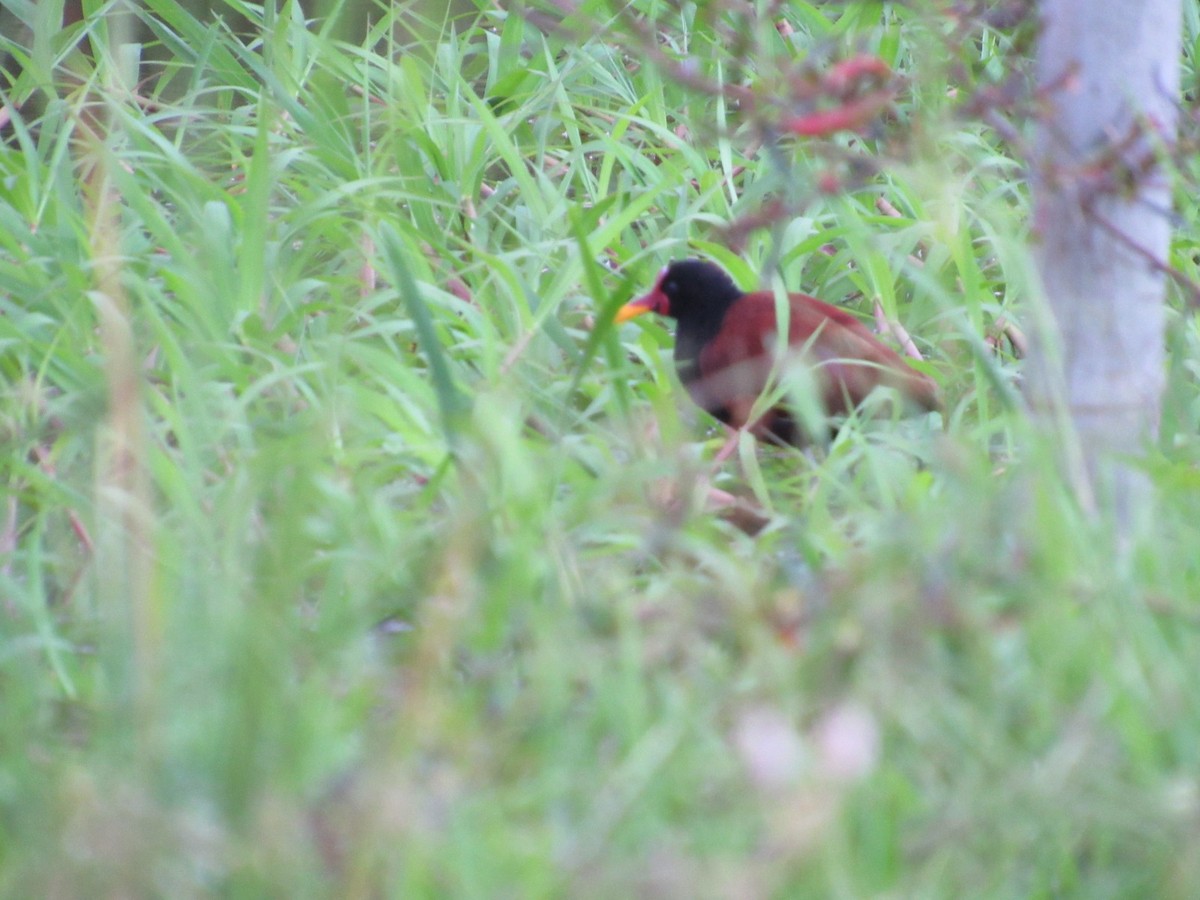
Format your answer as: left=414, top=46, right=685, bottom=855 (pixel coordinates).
left=615, top=259, right=939, bottom=446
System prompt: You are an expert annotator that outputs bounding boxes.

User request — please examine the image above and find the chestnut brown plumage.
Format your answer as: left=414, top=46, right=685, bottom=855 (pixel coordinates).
left=616, top=259, right=939, bottom=445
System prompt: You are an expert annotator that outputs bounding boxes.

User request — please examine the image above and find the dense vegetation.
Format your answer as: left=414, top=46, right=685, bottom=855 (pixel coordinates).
left=3, top=1, right=1200, bottom=894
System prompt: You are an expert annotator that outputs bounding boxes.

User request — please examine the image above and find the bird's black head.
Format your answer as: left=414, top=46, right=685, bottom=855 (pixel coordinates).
left=654, top=259, right=743, bottom=321
left=616, top=259, right=743, bottom=332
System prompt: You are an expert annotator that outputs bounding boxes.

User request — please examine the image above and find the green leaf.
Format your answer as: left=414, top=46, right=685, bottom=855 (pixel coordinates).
left=378, top=222, right=468, bottom=447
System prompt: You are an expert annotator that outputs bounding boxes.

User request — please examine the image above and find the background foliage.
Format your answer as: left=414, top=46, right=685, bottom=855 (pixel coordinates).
left=2, top=0, right=1200, bottom=894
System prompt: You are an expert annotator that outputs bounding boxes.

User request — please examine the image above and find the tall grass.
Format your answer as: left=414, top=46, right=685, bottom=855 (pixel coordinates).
left=1, top=0, right=1200, bottom=895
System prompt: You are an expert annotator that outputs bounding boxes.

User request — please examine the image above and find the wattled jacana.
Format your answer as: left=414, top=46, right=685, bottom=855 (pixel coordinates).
left=616, top=259, right=939, bottom=445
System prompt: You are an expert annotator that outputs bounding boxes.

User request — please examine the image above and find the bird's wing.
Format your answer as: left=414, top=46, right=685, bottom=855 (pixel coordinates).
left=699, top=292, right=938, bottom=416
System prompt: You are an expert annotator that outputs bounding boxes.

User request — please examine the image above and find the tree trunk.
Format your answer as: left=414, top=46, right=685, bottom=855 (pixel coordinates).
left=1026, top=0, right=1181, bottom=516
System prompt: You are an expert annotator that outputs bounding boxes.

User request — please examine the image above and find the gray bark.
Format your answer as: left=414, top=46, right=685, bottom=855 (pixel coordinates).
left=1026, top=0, right=1181, bottom=515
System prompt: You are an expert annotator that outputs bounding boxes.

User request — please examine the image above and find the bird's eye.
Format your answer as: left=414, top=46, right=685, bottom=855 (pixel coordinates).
left=664, top=280, right=678, bottom=294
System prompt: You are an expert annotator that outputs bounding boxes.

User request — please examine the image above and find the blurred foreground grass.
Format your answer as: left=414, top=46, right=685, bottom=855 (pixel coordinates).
left=3, top=1, right=1200, bottom=895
